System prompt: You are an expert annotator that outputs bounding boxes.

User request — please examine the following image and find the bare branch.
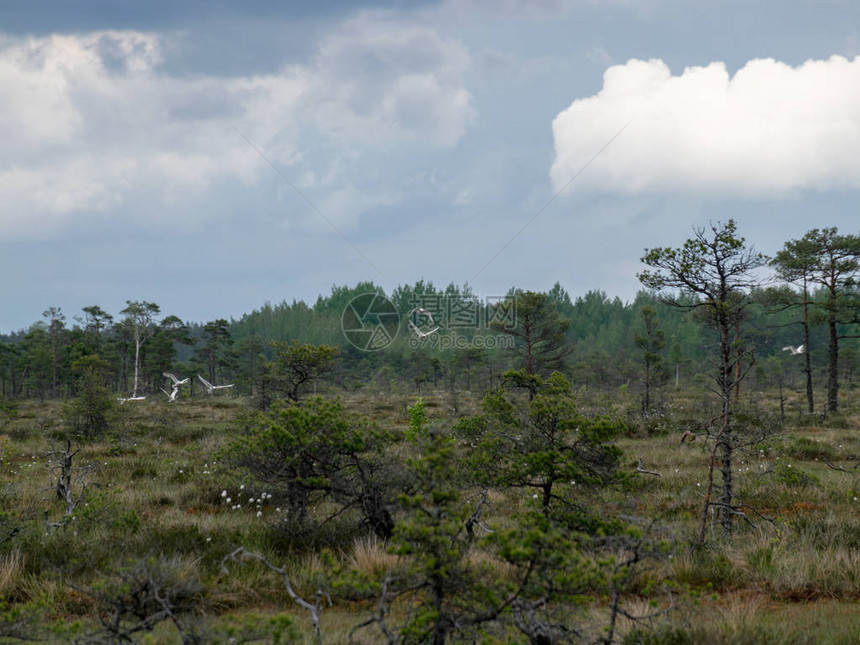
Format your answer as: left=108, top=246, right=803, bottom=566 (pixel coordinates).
left=823, top=458, right=851, bottom=473
left=636, top=458, right=661, bottom=477
left=348, top=571, right=396, bottom=645
left=463, top=489, right=493, bottom=542
left=222, top=547, right=326, bottom=644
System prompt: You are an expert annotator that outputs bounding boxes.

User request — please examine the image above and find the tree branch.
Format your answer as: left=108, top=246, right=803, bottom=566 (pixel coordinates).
left=222, top=547, right=328, bottom=644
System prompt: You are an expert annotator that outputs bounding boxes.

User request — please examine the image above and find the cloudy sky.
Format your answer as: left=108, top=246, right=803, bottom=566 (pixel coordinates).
left=2, top=0, right=859, bottom=333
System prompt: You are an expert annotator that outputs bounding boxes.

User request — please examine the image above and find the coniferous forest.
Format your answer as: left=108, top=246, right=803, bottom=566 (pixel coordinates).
left=1, top=222, right=859, bottom=642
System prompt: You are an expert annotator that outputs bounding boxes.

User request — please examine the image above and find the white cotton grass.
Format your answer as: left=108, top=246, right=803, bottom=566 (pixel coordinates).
left=221, top=486, right=274, bottom=519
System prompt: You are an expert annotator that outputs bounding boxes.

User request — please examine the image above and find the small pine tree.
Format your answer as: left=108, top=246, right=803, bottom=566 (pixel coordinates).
left=62, top=355, right=119, bottom=440
left=634, top=305, right=667, bottom=414
left=461, top=371, right=624, bottom=518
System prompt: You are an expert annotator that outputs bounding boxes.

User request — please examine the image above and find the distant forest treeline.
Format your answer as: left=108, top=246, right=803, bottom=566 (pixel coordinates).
left=1, top=277, right=857, bottom=404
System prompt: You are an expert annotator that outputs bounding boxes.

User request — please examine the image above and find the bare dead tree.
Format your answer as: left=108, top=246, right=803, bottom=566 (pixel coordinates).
left=221, top=547, right=329, bottom=644
left=463, top=489, right=493, bottom=543
left=43, top=441, right=95, bottom=532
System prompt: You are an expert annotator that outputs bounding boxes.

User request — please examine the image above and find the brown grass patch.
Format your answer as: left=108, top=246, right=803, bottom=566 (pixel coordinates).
left=349, top=535, right=400, bottom=578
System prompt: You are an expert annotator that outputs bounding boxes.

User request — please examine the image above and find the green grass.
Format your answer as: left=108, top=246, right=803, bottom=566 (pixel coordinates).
left=0, top=389, right=859, bottom=642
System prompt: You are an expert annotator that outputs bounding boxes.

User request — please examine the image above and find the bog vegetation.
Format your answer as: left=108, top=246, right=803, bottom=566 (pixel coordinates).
left=0, top=222, right=859, bottom=643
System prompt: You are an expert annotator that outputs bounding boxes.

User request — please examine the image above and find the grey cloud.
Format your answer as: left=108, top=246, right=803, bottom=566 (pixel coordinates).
left=297, top=16, right=475, bottom=146
left=165, top=85, right=248, bottom=121
left=0, top=0, right=441, bottom=34
left=0, top=17, right=476, bottom=241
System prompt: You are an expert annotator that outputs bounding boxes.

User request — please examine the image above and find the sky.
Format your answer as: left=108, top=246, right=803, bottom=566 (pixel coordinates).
left=2, top=0, right=859, bottom=333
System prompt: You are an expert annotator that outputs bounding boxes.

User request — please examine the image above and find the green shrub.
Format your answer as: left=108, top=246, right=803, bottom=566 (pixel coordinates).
left=78, top=555, right=207, bottom=642
left=674, top=549, right=743, bottom=592
left=773, top=463, right=819, bottom=488
left=787, top=437, right=836, bottom=461
left=61, top=356, right=121, bottom=441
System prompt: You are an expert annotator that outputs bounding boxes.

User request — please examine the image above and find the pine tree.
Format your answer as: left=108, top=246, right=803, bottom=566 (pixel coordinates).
left=639, top=219, right=767, bottom=540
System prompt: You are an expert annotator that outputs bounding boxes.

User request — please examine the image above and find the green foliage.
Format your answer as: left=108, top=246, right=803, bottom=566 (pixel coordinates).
left=0, top=394, right=16, bottom=423
left=490, top=510, right=604, bottom=639
left=405, top=397, right=429, bottom=443
left=674, top=550, right=743, bottom=592
left=4, top=272, right=855, bottom=408
left=343, top=394, right=626, bottom=643
left=0, top=600, right=45, bottom=641
left=209, top=613, right=298, bottom=644
left=380, top=417, right=541, bottom=644
left=223, top=396, right=396, bottom=540
left=391, top=424, right=474, bottom=642
left=641, top=219, right=768, bottom=541
left=635, top=305, right=668, bottom=413
left=501, top=368, right=543, bottom=399
left=1, top=382, right=859, bottom=639
left=786, top=437, right=836, bottom=461
left=461, top=370, right=624, bottom=516
left=775, top=227, right=860, bottom=413
left=80, top=555, right=206, bottom=642
left=195, top=318, right=234, bottom=384
left=491, top=290, right=572, bottom=377
left=0, top=508, right=24, bottom=549
left=8, top=246, right=860, bottom=640
left=121, top=300, right=161, bottom=398
left=639, top=220, right=766, bottom=370
left=773, top=463, right=820, bottom=488
left=74, top=488, right=141, bottom=531
left=259, top=341, right=338, bottom=407
left=61, top=355, right=120, bottom=440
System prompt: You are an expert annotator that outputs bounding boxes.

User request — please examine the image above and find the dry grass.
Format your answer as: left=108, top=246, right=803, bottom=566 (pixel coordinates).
left=463, top=547, right=522, bottom=585
left=0, top=391, right=859, bottom=641
left=348, top=534, right=400, bottom=578
left=0, top=547, right=24, bottom=597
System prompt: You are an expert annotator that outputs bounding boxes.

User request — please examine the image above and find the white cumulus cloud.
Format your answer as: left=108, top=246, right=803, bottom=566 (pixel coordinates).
left=550, top=56, right=860, bottom=195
